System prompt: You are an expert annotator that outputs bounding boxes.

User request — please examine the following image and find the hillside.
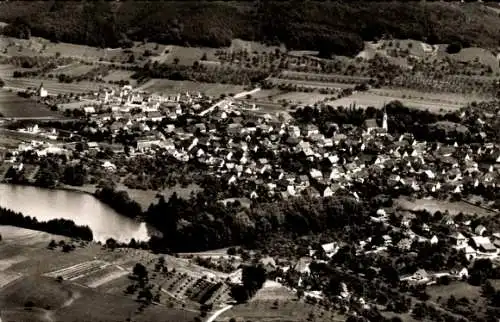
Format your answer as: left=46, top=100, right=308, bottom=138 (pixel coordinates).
left=0, top=1, right=499, bottom=57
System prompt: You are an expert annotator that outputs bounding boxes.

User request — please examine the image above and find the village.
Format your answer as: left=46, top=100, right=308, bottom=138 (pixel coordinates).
left=1, top=82, right=500, bottom=321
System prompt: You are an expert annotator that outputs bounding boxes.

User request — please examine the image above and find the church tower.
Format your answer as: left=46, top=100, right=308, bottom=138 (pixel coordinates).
left=382, top=103, right=388, bottom=132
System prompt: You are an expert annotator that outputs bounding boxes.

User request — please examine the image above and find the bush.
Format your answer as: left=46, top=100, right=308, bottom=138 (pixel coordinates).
left=446, top=42, right=462, bottom=54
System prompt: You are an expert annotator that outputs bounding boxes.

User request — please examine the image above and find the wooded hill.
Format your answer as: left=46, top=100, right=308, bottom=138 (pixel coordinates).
left=0, top=1, right=499, bottom=57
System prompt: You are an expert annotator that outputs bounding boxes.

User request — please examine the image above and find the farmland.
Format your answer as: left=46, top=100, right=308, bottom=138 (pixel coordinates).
left=137, top=79, right=245, bottom=97
left=0, top=89, right=59, bottom=117
left=328, top=91, right=467, bottom=111
left=0, top=225, right=237, bottom=322
left=2, top=77, right=103, bottom=95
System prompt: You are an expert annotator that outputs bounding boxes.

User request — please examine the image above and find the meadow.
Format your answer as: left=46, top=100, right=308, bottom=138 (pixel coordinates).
left=0, top=89, right=59, bottom=117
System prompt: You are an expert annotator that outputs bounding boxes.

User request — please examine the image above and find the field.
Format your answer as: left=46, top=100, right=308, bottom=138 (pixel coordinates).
left=267, top=77, right=356, bottom=89
left=426, top=282, right=482, bottom=303
left=3, top=77, right=103, bottom=95
left=137, top=79, right=245, bottom=97
left=219, top=297, right=345, bottom=322
left=271, top=92, right=333, bottom=106
left=51, top=63, right=94, bottom=77
left=103, top=69, right=136, bottom=82
left=0, top=89, right=60, bottom=117
left=395, top=197, right=498, bottom=217
left=151, top=45, right=219, bottom=66
left=0, top=225, right=235, bottom=322
left=328, top=90, right=469, bottom=111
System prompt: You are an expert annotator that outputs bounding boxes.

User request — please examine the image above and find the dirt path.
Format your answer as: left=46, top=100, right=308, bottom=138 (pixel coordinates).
left=206, top=305, right=233, bottom=322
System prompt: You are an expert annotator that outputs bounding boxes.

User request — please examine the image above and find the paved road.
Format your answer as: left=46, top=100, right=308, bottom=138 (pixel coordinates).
left=206, top=305, right=233, bottom=322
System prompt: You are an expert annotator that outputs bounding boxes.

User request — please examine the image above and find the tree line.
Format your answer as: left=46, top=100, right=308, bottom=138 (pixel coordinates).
left=1, top=1, right=499, bottom=56
left=94, top=185, right=142, bottom=219
left=0, top=206, right=93, bottom=241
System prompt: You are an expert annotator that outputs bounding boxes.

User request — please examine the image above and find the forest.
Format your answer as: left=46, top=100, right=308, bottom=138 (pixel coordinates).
left=0, top=206, right=93, bottom=241
left=1, top=1, right=499, bottom=56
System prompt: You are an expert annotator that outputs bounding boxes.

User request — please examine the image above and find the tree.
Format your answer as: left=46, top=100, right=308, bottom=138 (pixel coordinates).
left=133, top=263, right=148, bottom=280
left=48, top=239, right=57, bottom=249
left=173, top=57, right=180, bottom=65
left=106, top=238, right=117, bottom=250
left=0, top=78, right=4, bottom=88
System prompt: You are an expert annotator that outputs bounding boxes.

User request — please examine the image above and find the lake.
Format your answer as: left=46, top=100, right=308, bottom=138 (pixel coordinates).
left=0, top=183, right=150, bottom=243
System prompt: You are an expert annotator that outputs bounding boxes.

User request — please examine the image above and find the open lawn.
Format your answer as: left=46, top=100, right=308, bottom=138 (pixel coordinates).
left=0, top=89, right=60, bottom=117
left=137, top=79, right=245, bottom=97
left=395, top=197, right=498, bottom=217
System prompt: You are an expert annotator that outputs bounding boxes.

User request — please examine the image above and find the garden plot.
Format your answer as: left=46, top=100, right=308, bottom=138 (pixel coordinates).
left=73, top=264, right=128, bottom=288
left=44, top=260, right=110, bottom=281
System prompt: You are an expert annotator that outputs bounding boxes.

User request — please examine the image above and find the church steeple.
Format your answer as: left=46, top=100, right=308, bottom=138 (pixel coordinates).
left=382, top=102, right=388, bottom=132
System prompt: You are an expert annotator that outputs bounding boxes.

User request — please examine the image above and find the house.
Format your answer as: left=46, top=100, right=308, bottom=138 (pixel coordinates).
left=430, top=235, right=439, bottom=245
left=471, top=236, right=497, bottom=253
left=323, top=186, right=334, bottom=197
left=136, top=139, right=160, bottom=152
left=474, top=225, right=487, bottom=236
left=397, top=238, right=412, bottom=251
left=450, top=232, right=467, bottom=248
left=450, top=267, right=468, bottom=280
left=83, top=106, right=96, bottom=114
left=321, top=242, right=339, bottom=258
left=147, top=111, right=164, bottom=122
left=363, top=118, right=379, bottom=134
left=400, top=269, right=430, bottom=285
left=293, top=258, right=311, bottom=275
left=259, top=257, right=277, bottom=273
left=102, top=161, right=117, bottom=172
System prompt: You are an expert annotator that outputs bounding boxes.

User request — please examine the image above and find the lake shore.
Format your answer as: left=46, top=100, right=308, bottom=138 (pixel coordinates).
left=1, top=181, right=201, bottom=212
left=0, top=183, right=150, bottom=243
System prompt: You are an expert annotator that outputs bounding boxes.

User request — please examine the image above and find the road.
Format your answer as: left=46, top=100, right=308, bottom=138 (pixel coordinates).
left=206, top=305, right=233, bottom=322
